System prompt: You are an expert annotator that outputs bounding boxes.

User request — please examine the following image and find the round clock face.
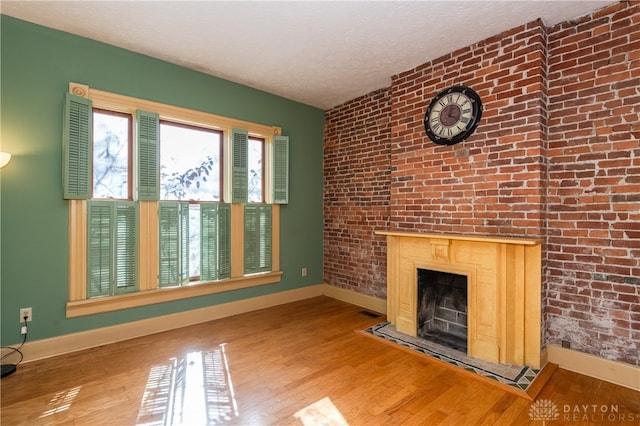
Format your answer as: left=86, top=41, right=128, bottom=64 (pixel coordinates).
left=424, top=86, right=482, bottom=145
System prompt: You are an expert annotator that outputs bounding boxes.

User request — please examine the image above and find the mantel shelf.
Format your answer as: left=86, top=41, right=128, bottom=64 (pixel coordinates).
left=375, top=230, right=542, bottom=246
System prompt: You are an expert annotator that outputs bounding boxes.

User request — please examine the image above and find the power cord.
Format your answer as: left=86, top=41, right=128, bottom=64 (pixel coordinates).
left=1, top=315, right=28, bottom=378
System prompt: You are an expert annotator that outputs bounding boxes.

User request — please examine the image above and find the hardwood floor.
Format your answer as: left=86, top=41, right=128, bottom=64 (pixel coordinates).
left=1, top=296, right=638, bottom=425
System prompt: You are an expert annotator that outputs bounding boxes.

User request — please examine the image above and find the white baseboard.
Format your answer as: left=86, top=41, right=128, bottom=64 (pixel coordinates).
left=20, top=284, right=325, bottom=363
left=546, top=344, right=640, bottom=391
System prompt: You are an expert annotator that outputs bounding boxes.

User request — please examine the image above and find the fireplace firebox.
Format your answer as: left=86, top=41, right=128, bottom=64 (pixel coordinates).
left=417, top=269, right=468, bottom=352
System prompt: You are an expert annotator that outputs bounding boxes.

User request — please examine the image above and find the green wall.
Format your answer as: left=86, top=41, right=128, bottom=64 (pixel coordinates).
left=0, top=16, right=325, bottom=345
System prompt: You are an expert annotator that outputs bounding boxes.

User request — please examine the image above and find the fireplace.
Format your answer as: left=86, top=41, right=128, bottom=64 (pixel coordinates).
left=417, top=269, right=468, bottom=352
left=376, top=231, right=542, bottom=368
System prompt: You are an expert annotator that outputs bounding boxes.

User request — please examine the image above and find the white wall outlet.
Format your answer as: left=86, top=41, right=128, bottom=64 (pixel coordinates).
left=301, top=267, right=308, bottom=277
left=19, top=307, right=32, bottom=322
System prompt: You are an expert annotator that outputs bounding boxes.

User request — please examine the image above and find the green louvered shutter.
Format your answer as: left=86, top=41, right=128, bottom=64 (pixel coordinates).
left=273, top=136, right=289, bottom=204
left=63, top=93, right=92, bottom=199
left=231, top=129, right=248, bottom=203
left=200, top=203, right=231, bottom=281
left=158, top=202, right=180, bottom=287
left=114, top=202, right=138, bottom=294
left=244, top=205, right=257, bottom=273
left=217, top=203, right=231, bottom=279
left=244, top=204, right=272, bottom=274
left=137, top=110, right=159, bottom=201
left=88, top=201, right=138, bottom=297
left=257, top=205, right=272, bottom=272
left=87, top=201, right=112, bottom=297
left=200, top=203, right=218, bottom=281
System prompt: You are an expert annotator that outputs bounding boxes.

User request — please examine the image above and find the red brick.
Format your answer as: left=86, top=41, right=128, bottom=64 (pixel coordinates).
left=324, top=1, right=640, bottom=365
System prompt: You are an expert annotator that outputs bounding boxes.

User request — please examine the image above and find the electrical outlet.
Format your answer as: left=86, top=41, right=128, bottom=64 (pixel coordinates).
left=301, top=267, right=308, bottom=277
left=19, top=307, right=32, bottom=323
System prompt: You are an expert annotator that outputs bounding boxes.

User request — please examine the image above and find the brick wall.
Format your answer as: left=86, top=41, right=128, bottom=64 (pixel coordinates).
left=324, top=2, right=639, bottom=365
left=323, top=88, right=391, bottom=298
left=388, top=20, right=547, bottom=237
left=545, top=2, right=640, bottom=365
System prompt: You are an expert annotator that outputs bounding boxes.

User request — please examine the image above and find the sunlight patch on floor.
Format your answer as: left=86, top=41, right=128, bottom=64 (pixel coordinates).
left=39, top=386, right=81, bottom=418
left=136, top=344, right=238, bottom=425
left=294, top=396, right=349, bottom=426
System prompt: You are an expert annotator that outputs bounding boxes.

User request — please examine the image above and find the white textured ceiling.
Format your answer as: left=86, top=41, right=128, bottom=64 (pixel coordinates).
left=1, top=1, right=615, bottom=109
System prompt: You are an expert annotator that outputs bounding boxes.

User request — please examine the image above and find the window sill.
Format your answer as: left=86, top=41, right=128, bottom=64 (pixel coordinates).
left=66, top=271, right=283, bottom=318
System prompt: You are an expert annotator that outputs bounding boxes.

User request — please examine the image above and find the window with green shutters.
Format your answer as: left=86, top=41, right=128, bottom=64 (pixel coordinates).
left=156, top=121, right=228, bottom=286
left=158, top=202, right=231, bottom=287
left=64, top=84, right=287, bottom=313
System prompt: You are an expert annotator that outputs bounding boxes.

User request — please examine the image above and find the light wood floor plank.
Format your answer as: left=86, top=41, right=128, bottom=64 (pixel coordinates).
left=2, top=296, right=638, bottom=425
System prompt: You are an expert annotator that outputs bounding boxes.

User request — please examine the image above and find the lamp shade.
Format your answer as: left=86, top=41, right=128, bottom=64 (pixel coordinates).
left=0, top=152, right=11, bottom=168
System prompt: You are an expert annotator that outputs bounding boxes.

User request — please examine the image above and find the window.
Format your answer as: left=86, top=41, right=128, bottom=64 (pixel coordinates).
left=158, top=122, right=226, bottom=287
left=248, top=137, right=264, bottom=203
left=88, top=109, right=136, bottom=297
left=158, top=202, right=230, bottom=286
left=160, top=122, right=222, bottom=202
left=92, top=109, right=132, bottom=200
left=64, top=83, right=288, bottom=317
left=245, top=136, right=267, bottom=276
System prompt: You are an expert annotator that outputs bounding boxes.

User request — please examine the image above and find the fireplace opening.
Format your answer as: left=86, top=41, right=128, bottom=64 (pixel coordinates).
left=417, top=269, right=468, bottom=352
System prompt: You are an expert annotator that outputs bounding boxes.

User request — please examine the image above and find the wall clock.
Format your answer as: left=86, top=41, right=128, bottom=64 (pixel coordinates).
left=424, top=85, right=482, bottom=146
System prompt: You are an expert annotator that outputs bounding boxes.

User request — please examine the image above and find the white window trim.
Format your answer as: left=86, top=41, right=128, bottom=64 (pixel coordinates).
left=66, top=83, right=282, bottom=318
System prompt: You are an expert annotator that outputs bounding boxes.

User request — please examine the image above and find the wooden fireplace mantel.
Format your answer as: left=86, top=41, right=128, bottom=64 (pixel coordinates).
left=376, top=230, right=542, bottom=369
left=376, top=230, right=542, bottom=246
